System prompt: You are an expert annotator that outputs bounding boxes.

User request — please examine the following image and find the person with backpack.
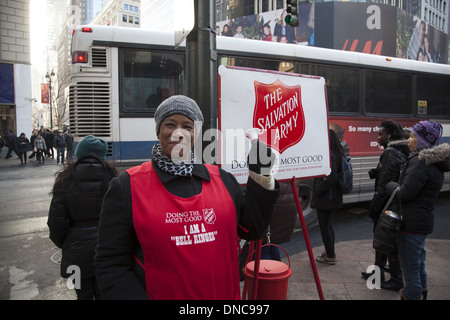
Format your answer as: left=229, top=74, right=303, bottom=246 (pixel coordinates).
left=311, top=129, right=344, bottom=265
left=362, top=120, right=409, bottom=291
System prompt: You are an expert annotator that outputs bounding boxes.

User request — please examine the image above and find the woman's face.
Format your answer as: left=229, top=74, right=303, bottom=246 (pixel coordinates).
left=408, top=131, right=418, bottom=152
left=378, top=127, right=390, bottom=146
left=158, top=114, right=195, bottom=159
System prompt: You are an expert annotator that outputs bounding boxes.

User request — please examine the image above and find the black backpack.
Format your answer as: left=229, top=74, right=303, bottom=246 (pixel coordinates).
left=338, top=156, right=353, bottom=194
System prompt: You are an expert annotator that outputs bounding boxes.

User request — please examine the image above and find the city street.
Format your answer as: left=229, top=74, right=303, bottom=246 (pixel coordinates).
left=1, top=151, right=449, bottom=300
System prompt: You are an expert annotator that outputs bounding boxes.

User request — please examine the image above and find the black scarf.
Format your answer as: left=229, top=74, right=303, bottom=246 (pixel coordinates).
left=152, top=143, right=194, bottom=177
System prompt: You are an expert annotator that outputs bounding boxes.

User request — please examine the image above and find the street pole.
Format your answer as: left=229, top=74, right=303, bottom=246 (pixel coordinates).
left=186, top=0, right=217, bottom=163
left=45, top=70, right=55, bottom=129
left=49, top=80, right=53, bottom=129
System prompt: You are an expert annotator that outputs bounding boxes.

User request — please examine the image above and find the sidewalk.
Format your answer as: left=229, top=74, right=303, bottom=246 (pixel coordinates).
left=282, top=238, right=450, bottom=300
left=0, top=149, right=59, bottom=168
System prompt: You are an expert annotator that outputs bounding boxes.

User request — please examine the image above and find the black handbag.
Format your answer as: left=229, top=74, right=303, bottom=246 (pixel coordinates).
left=373, top=186, right=401, bottom=255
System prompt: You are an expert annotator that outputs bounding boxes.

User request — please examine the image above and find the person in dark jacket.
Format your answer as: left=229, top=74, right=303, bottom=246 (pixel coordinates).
left=4, top=130, right=18, bottom=159
left=65, top=131, right=74, bottom=160
left=45, top=129, right=54, bottom=158
left=94, top=95, right=280, bottom=300
left=0, top=135, right=4, bottom=156
left=311, top=129, right=344, bottom=265
left=48, top=135, right=118, bottom=300
left=28, top=130, right=38, bottom=160
left=17, top=133, right=31, bottom=164
left=386, top=120, right=450, bottom=300
left=54, top=131, right=67, bottom=165
left=362, top=120, right=409, bottom=290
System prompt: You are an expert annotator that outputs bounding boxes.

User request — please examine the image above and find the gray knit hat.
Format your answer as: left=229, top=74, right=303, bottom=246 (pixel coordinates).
left=154, top=95, right=204, bottom=135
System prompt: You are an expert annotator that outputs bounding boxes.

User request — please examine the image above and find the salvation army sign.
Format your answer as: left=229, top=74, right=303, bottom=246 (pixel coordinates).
left=218, top=65, right=330, bottom=184
left=253, top=79, right=305, bottom=154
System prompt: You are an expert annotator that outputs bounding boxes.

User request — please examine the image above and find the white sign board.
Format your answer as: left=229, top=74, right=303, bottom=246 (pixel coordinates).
left=218, top=65, right=330, bottom=184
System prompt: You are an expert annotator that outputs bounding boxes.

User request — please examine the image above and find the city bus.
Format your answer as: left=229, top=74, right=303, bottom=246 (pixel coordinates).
left=69, top=25, right=450, bottom=223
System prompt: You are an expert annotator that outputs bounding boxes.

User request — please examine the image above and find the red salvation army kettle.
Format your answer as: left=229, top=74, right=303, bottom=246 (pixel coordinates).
left=242, top=244, right=292, bottom=300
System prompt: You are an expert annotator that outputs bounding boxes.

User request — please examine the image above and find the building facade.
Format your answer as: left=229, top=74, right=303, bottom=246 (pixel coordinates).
left=0, top=0, right=32, bottom=136
left=91, top=0, right=141, bottom=27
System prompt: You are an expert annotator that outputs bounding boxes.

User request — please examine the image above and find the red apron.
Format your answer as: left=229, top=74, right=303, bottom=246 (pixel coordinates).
left=127, top=162, right=240, bottom=300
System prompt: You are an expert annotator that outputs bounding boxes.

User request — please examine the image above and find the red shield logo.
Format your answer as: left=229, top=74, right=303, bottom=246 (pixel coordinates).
left=253, top=79, right=305, bottom=154
left=202, top=208, right=216, bottom=224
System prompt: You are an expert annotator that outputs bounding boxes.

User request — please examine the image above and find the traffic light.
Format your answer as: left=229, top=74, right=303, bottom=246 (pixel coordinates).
left=285, top=0, right=299, bottom=27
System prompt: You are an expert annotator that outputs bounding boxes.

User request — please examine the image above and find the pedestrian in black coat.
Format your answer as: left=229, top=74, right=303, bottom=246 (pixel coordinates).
left=65, top=131, right=74, bottom=160
left=386, top=120, right=450, bottom=300
left=4, top=130, right=18, bottom=159
left=363, top=120, right=409, bottom=290
left=48, top=135, right=117, bottom=300
left=16, top=133, right=30, bottom=164
left=311, top=129, right=344, bottom=265
left=45, top=129, right=54, bottom=158
left=28, top=130, right=38, bottom=160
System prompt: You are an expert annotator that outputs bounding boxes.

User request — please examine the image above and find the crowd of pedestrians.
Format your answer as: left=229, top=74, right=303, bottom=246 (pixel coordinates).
left=301, top=119, right=449, bottom=301
left=0, top=127, right=74, bottom=165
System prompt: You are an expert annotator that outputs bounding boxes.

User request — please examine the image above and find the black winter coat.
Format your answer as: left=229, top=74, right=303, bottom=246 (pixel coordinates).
left=387, top=143, right=450, bottom=235
left=94, top=161, right=280, bottom=300
left=368, top=140, right=409, bottom=220
left=45, top=132, right=54, bottom=148
left=6, top=133, right=17, bottom=148
left=17, top=137, right=31, bottom=153
left=48, top=157, right=117, bottom=279
left=54, top=134, right=67, bottom=148
left=310, top=151, right=343, bottom=211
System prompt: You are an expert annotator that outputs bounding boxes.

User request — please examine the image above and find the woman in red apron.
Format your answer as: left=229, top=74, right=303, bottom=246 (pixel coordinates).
left=95, top=95, right=279, bottom=300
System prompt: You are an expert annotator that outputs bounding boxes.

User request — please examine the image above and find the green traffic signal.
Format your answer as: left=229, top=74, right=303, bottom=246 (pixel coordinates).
left=285, top=15, right=299, bottom=26
left=285, top=1, right=299, bottom=27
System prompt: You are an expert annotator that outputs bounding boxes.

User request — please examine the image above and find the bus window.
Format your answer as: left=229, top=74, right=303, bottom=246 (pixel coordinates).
left=301, top=63, right=359, bottom=114
left=416, top=76, right=450, bottom=117
left=364, top=70, right=412, bottom=115
left=119, top=49, right=184, bottom=116
left=220, top=56, right=293, bottom=73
